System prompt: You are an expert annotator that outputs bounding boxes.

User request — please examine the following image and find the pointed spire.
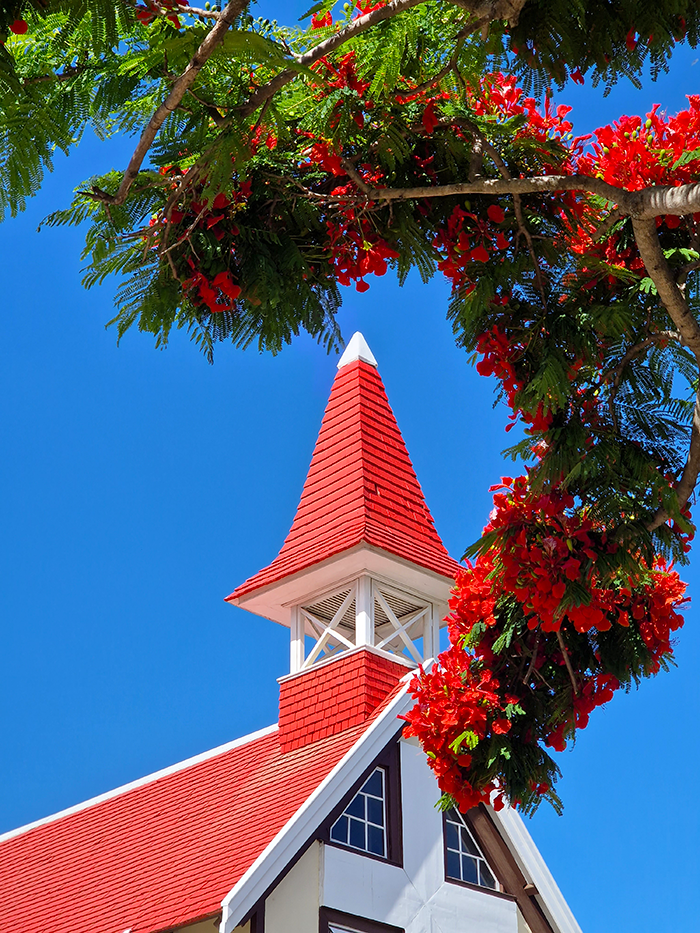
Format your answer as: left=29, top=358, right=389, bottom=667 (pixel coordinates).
left=227, top=353, right=460, bottom=604
left=337, top=332, right=378, bottom=369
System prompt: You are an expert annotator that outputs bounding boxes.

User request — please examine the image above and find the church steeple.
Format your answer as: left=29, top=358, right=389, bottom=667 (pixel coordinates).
left=226, top=334, right=460, bottom=676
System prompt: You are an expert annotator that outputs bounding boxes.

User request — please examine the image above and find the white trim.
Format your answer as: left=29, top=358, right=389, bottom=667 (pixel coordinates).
left=220, top=670, right=418, bottom=933
left=0, top=724, right=278, bottom=845
left=337, top=332, right=378, bottom=369
left=491, top=806, right=583, bottom=933
left=277, top=644, right=416, bottom=684
left=230, top=543, right=455, bottom=629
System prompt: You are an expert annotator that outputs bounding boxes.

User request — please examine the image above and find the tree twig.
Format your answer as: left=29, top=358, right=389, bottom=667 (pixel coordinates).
left=556, top=629, right=578, bottom=697
left=522, top=631, right=540, bottom=687
left=591, top=207, right=622, bottom=242
left=236, top=0, right=427, bottom=118
left=394, top=20, right=480, bottom=102
left=606, top=331, right=681, bottom=434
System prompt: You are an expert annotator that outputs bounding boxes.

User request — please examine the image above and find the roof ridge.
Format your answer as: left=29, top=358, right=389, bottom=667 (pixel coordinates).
left=0, top=723, right=278, bottom=845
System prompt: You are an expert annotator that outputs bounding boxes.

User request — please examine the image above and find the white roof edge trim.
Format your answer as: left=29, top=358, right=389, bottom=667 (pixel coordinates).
left=0, top=723, right=278, bottom=845
left=220, top=666, right=420, bottom=933
left=490, top=806, right=583, bottom=933
left=337, top=331, right=378, bottom=369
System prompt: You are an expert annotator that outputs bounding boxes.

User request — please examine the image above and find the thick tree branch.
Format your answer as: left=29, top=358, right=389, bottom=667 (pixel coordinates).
left=631, top=219, right=700, bottom=357
left=91, top=0, right=250, bottom=207
left=310, top=171, right=700, bottom=221
left=632, top=218, right=700, bottom=525
left=326, top=173, right=624, bottom=203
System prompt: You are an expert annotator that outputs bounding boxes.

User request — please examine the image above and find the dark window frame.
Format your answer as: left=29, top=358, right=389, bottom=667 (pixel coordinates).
left=319, top=907, right=404, bottom=933
left=320, top=742, right=402, bottom=867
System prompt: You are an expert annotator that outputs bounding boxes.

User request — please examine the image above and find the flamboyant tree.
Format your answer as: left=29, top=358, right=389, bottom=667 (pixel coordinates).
left=3, top=0, right=700, bottom=813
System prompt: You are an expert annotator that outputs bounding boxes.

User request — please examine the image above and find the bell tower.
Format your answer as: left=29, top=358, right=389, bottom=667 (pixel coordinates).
left=226, top=334, right=461, bottom=748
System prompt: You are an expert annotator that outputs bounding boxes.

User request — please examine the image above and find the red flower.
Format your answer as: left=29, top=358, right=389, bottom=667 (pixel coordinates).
left=9, top=18, right=28, bottom=34
left=492, top=718, right=512, bottom=734
left=422, top=100, right=440, bottom=135
left=487, top=204, right=505, bottom=224
left=311, top=10, right=332, bottom=28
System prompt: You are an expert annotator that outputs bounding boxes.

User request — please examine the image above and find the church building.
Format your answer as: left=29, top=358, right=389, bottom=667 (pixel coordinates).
left=0, top=334, right=582, bottom=933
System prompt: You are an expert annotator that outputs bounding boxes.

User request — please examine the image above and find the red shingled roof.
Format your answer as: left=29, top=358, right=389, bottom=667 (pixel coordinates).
left=0, top=721, right=376, bottom=933
left=229, top=359, right=460, bottom=600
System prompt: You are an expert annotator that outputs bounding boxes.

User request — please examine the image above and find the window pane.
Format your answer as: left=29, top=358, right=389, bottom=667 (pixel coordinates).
left=330, top=815, right=348, bottom=844
left=446, top=849, right=461, bottom=879
left=349, top=817, right=366, bottom=850
left=445, top=820, right=459, bottom=849
left=461, top=854, right=479, bottom=885
left=366, top=795, right=384, bottom=827
left=361, top=769, right=383, bottom=798
left=330, top=767, right=388, bottom=860
left=480, top=861, right=497, bottom=890
left=367, top=824, right=385, bottom=856
left=346, top=793, right=365, bottom=819
left=460, top=826, right=479, bottom=856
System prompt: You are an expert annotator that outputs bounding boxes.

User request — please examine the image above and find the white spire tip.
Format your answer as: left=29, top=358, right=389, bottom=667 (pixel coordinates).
left=337, top=332, right=378, bottom=369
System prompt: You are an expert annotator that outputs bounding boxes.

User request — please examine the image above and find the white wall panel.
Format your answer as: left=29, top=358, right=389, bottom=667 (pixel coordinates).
left=321, top=738, right=518, bottom=933
left=265, top=841, right=320, bottom=933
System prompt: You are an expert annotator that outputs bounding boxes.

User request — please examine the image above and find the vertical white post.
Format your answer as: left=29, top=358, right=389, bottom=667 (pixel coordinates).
left=355, top=575, right=373, bottom=647
left=290, top=605, right=304, bottom=673
left=424, top=604, right=439, bottom=662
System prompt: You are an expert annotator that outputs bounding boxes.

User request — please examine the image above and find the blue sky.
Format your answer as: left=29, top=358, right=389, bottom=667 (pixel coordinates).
left=1, top=7, right=699, bottom=931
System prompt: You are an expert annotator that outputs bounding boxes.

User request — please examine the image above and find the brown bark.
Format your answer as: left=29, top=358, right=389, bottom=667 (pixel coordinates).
left=95, top=0, right=250, bottom=207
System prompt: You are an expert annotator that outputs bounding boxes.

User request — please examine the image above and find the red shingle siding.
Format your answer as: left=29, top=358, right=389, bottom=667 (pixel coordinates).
left=228, top=360, right=460, bottom=601
left=0, top=724, right=369, bottom=933
left=278, top=650, right=407, bottom=752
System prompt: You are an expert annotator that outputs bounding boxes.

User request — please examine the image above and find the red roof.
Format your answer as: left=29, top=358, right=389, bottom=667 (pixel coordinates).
left=229, top=359, right=460, bottom=600
left=0, top=722, right=374, bottom=933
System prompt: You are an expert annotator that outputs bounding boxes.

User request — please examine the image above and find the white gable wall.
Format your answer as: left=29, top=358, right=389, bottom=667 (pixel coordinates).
left=265, top=842, right=321, bottom=932
left=320, top=737, right=518, bottom=933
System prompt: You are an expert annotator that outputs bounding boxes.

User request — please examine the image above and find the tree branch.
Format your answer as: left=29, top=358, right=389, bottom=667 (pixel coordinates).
left=394, top=20, right=480, bottom=102
left=631, top=217, right=700, bottom=525
left=23, top=65, right=86, bottom=84
left=606, top=331, right=680, bottom=434
left=556, top=630, right=578, bottom=697
left=237, top=0, right=427, bottom=118
left=631, top=219, right=700, bottom=357
left=91, top=0, right=250, bottom=207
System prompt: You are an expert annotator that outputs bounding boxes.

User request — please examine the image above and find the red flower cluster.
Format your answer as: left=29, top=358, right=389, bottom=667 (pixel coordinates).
left=402, top=652, right=508, bottom=813
left=475, top=328, right=554, bottom=434
left=458, top=475, right=689, bottom=637
left=578, top=98, right=700, bottom=192
left=565, top=98, right=700, bottom=277
left=326, top=213, right=399, bottom=291
left=434, top=204, right=510, bottom=288
left=405, top=474, right=689, bottom=809
left=311, top=10, right=332, bottom=28
left=135, top=0, right=189, bottom=27
left=469, top=73, right=576, bottom=150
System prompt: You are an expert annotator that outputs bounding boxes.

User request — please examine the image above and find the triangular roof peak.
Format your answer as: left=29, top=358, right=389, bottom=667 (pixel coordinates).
left=227, top=349, right=460, bottom=621
left=337, top=331, right=378, bottom=369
